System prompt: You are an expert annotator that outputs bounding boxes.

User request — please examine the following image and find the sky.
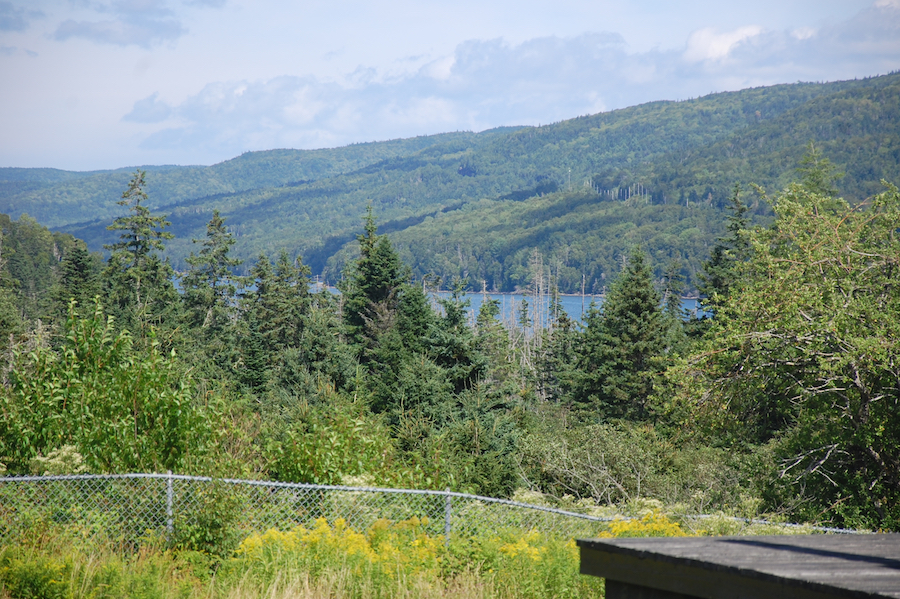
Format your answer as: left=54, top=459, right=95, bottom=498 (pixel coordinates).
left=1, top=0, right=899, bottom=171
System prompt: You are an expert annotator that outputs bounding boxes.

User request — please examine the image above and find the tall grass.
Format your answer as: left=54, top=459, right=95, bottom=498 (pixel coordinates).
left=0, top=512, right=698, bottom=598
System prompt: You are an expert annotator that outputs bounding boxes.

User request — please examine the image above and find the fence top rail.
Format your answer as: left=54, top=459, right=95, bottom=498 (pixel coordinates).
left=0, top=473, right=857, bottom=534
left=0, top=473, right=618, bottom=524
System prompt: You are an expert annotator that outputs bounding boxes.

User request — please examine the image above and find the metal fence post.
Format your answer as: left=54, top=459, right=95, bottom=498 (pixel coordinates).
left=166, top=470, right=174, bottom=542
left=444, top=488, right=451, bottom=546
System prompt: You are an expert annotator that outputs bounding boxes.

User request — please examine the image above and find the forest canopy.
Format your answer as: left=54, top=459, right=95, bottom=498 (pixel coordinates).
left=2, top=72, right=899, bottom=295
left=1, top=146, right=898, bottom=531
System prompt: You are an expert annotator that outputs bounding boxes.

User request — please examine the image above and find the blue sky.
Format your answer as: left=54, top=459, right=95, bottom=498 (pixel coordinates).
left=1, top=0, right=898, bottom=171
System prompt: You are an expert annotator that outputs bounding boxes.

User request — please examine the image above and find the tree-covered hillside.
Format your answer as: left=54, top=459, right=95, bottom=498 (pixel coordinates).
left=381, top=189, right=733, bottom=294
left=3, top=151, right=899, bottom=531
left=341, top=73, right=900, bottom=292
left=3, top=73, right=899, bottom=293
left=0, top=132, right=478, bottom=228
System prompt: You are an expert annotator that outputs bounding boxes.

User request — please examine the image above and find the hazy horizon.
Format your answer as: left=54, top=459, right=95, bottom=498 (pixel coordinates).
left=1, top=0, right=898, bottom=171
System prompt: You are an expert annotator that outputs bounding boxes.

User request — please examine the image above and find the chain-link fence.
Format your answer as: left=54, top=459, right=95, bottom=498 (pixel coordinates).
left=0, top=474, right=621, bottom=546
left=0, top=474, right=855, bottom=548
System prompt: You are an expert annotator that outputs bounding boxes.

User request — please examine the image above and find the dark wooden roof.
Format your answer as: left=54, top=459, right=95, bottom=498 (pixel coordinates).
left=578, top=534, right=900, bottom=599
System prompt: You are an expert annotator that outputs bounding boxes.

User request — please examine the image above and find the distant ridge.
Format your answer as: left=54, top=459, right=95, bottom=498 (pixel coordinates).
left=1, top=72, right=898, bottom=292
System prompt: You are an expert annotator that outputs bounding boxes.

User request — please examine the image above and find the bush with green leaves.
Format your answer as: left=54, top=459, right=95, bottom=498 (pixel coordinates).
left=264, top=397, right=400, bottom=486
left=518, top=412, right=772, bottom=516
left=0, top=300, right=207, bottom=474
left=668, top=179, right=900, bottom=530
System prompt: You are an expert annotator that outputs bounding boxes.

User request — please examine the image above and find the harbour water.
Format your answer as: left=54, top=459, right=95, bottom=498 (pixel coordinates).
left=430, top=291, right=704, bottom=326
left=313, top=284, right=704, bottom=327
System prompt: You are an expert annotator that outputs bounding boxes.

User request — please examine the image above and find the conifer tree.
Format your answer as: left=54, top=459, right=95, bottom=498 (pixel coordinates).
left=698, top=184, right=751, bottom=312
left=103, top=171, right=178, bottom=339
left=572, top=248, right=666, bottom=420
left=475, top=298, right=515, bottom=387
left=796, top=141, right=843, bottom=198
left=241, top=250, right=318, bottom=389
left=340, top=206, right=408, bottom=351
left=535, top=310, right=577, bottom=403
left=660, top=259, right=689, bottom=352
left=430, top=281, right=486, bottom=394
left=52, top=241, right=102, bottom=315
left=239, top=251, right=312, bottom=391
left=0, top=231, right=22, bottom=348
left=182, top=210, right=242, bottom=336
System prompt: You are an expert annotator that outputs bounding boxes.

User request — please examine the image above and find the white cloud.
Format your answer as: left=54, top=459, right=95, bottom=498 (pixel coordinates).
left=1, top=0, right=896, bottom=169
left=113, top=3, right=900, bottom=166
left=791, top=27, right=816, bottom=41
left=48, top=0, right=223, bottom=47
left=683, top=26, right=763, bottom=62
left=424, top=55, right=455, bottom=81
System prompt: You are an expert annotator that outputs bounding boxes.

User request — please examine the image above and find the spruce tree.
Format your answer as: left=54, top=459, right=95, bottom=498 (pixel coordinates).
left=103, top=171, right=178, bottom=339
left=340, top=207, right=408, bottom=351
left=572, top=248, right=666, bottom=420
left=0, top=233, right=22, bottom=349
left=52, top=241, right=102, bottom=315
left=661, top=258, right=688, bottom=352
left=698, top=184, right=751, bottom=312
left=239, top=251, right=316, bottom=393
left=535, top=310, right=577, bottom=403
left=182, top=210, right=242, bottom=336
left=430, top=281, right=486, bottom=394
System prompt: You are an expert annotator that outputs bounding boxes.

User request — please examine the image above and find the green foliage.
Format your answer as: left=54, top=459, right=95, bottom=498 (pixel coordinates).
left=264, top=394, right=399, bottom=485
left=570, top=249, right=667, bottom=419
left=0, top=133, right=473, bottom=230
left=238, top=250, right=320, bottom=393
left=172, top=481, right=243, bottom=558
left=181, top=210, right=242, bottom=336
left=0, top=301, right=206, bottom=474
left=669, top=179, right=900, bottom=529
left=519, top=411, right=773, bottom=516
left=105, top=171, right=174, bottom=259
left=443, top=388, right=520, bottom=498
left=103, top=171, right=180, bottom=339
left=50, top=240, right=103, bottom=319
left=534, top=313, right=578, bottom=403
left=267, top=291, right=356, bottom=396
left=0, top=213, right=83, bottom=323
left=0, top=550, right=68, bottom=599
left=796, top=141, right=844, bottom=197
left=230, top=518, right=604, bottom=599
left=697, top=184, right=751, bottom=310
left=390, top=189, right=729, bottom=293
left=340, top=206, right=409, bottom=350
left=0, top=536, right=203, bottom=599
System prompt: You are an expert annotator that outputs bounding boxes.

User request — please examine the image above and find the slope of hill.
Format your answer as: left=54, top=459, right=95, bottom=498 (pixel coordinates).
left=0, top=132, right=477, bottom=228
left=2, top=73, right=899, bottom=292
left=381, top=73, right=900, bottom=292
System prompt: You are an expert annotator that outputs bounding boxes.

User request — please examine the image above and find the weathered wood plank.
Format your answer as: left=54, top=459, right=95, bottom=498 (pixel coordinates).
left=577, top=534, right=900, bottom=599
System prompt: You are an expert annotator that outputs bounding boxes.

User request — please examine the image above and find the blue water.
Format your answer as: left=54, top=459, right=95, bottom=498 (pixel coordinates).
left=430, top=291, right=703, bottom=326
left=312, top=285, right=703, bottom=327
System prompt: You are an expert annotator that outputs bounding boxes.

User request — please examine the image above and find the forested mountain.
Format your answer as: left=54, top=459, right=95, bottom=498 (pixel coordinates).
left=2, top=154, right=898, bottom=531
left=2, top=72, right=899, bottom=293
left=383, top=190, right=727, bottom=294
left=0, top=132, right=478, bottom=228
